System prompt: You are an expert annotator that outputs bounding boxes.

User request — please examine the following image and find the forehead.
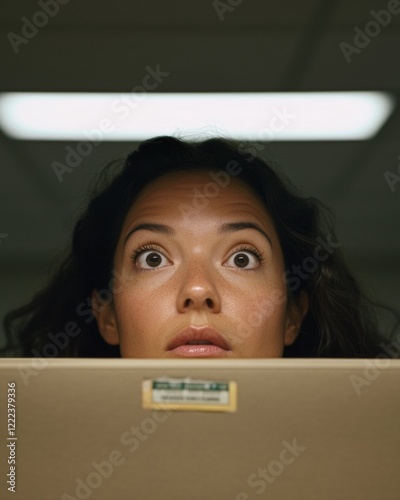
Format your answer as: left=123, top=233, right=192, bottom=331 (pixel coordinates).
left=125, top=170, right=272, bottom=224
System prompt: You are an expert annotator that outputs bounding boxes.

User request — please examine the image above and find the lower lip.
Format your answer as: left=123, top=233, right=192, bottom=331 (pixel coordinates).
left=168, top=345, right=230, bottom=357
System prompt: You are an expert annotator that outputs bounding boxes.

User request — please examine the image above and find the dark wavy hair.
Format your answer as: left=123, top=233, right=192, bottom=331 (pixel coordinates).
left=1, top=136, right=398, bottom=358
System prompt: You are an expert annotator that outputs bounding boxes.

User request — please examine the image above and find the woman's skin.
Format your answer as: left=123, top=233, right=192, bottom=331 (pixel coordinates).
left=93, top=170, right=308, bottom=358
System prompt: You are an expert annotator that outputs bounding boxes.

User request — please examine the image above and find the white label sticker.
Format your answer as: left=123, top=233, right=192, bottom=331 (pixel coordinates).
left=142, top=378, right=237, bottom=412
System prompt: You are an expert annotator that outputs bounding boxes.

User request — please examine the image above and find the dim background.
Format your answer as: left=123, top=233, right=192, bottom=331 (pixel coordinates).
left=0, top=0, right=399, bottom=349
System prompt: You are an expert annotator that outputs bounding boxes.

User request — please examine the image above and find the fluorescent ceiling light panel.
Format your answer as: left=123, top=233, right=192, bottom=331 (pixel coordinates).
left=0, top=92, right=394, bottom=141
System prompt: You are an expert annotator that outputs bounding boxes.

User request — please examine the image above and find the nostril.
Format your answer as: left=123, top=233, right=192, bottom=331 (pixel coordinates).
left=182, top=297, right=215, bottom=309
left=205, top=298, right=214, bottom=308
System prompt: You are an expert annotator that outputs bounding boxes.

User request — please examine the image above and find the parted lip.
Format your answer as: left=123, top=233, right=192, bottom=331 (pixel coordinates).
left=167, top=326, right=231, bottom=351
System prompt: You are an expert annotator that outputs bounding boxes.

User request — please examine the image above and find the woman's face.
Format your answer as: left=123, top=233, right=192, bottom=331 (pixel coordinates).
left=93, top=170, right=308, bottom=358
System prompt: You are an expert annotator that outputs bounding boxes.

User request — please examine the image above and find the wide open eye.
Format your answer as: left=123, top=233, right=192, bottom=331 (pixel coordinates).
left=224, top=247, right=264, bottom=270
left=131, top=246, right=171, bottom=270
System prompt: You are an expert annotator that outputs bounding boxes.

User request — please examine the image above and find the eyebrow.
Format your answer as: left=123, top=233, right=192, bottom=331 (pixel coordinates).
left=123, top=223, right=175, bottom=246
left=219, top=222, right=272, bottom=247
left=123, top=221, right=272, bottom=247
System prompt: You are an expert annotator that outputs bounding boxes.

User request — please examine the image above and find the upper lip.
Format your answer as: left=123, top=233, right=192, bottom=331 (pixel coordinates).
left=167, top=326, right=231, bottom=351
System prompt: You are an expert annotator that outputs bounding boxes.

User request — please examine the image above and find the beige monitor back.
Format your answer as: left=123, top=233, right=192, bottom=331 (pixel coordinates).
left=1, top=358, right=399, bottom=500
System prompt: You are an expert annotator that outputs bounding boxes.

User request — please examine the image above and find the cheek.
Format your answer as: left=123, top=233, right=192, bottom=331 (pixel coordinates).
left=229, top=286, right=288, bottom=351
left=112, top=291, right=154, bottom=358
left=112, top=284, right=172, bottom=340
left=112, top=287, right=148, bottom=338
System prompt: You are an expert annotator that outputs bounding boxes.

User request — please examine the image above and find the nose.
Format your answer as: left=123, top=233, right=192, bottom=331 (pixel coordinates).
left=176, top=263, right=221, bottom=313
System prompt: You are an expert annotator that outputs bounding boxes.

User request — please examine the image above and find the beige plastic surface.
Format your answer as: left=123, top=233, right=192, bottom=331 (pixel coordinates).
left=0, top=358, right=399, bottom=499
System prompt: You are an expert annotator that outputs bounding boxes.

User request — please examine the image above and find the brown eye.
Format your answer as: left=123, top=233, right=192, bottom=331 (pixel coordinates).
left=234, top=253, right=250, bottom=268
left=146, top=252, right=162, bottom=267
left=135, top=250, right=170, bottom=270
left=224, top=249, right=262, bottom=270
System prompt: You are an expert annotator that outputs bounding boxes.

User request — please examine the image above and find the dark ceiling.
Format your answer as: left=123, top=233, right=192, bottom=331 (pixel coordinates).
left=0, top=0, right=399, bottom=344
